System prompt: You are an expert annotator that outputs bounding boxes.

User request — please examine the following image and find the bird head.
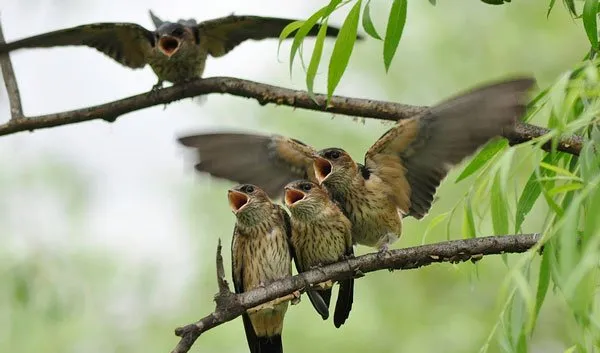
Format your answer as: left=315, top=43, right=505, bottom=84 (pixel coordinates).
left=155, top=23, right=195, bottom=58
left=313, top=148, right=357, bottom=186
left=284, top=180, right=331, bottom=218
left=228, top=184, right=273, bottom=226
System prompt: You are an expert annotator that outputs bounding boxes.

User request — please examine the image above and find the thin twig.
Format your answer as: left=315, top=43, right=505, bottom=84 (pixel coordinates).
left=0, top=76, right=583, bottom=155
left=169, top=233, right=541, bottom=353
left=0, top=16, right=24, bottom=120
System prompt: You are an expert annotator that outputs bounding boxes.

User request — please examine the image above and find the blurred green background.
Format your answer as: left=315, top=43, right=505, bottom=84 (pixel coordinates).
left=0, top=1, right=587, bottom=353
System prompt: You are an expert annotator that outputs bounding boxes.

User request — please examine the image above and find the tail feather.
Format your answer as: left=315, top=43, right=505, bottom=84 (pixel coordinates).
left=333, top=278, right=354, bottom=328
left=306, top=288, right=330, bottom=320
left=257, top=335, right=283, bottom=353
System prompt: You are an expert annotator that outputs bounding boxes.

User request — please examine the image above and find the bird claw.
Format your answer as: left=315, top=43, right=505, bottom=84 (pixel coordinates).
left=291, top=290, right=301, bottom=305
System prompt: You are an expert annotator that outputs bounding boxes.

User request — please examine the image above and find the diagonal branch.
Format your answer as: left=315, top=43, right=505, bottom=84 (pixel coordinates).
left=0, top=17, right=24, bottom=120
left=169, top=233, right=541, bottom=353
left=0, top=76, right=583, bottom=155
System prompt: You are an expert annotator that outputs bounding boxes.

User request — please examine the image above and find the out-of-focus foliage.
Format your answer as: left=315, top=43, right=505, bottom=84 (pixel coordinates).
left=1, top=1, right=598, bottom=353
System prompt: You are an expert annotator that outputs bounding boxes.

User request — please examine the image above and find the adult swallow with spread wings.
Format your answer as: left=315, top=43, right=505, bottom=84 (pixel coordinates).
left=181, top=77, right=535, bottom=251
left=229, top=183, right=327, bottom=353
left=284, top=180, right=354, bottom=328
left=0, top=10, right=354, bottom=89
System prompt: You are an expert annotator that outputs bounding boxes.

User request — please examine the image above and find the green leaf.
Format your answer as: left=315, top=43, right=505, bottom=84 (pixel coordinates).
left=421, top=212, right=449, bottom=244
left=515, top=170, right=542, bottom=232
left=287, top=5, right=335, bottom=75
left=583, top=0, right=599, bottom=50
left=563, top=0, right=577, bottom=17
left=306, top=18, right=329, bottom=97
left=547, top=183, right=583, bottom=197
left=491, top=173, right=509, bottom=235
left=327, top=0, right=361, bottom=98
left=532, top=246, right=551, bottom=330
left=462, top=197, right=477, bottom=239
left=383, top=0, right=407, bottom=72
left=547, top=0, right=557, bottom=17
left=429, top=0, right=436, bottom=4
left=456, top=139, right=508, bottom=183
left=362, top=0, right=382, bottom=40
left=278, top=20, right=305, bottom=54
left=539, top=162, right=581, bottom=180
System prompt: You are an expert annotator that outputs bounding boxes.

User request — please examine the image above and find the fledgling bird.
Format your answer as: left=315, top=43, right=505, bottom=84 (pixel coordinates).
left=229, top=183, right=292, bottom=353
left=0, top=10, right=356, bottom=89
left=284, top=180, right=354, bottom=328
left=180, top=77, right=536, bottom=251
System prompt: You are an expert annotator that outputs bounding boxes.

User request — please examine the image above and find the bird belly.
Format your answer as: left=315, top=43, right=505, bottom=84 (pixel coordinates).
left=294, top=222, right=347, bottom=269
left=349, top=196, right=402, bottom=249
left=147, top=47, right=208, bottom=83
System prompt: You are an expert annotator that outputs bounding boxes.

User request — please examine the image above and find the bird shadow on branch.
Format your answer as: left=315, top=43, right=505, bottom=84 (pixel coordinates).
left=170, top=233, right=541, bottom=353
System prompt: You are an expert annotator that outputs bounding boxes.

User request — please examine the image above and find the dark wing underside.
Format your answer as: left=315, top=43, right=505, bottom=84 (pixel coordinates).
left=178, top=132, right=318, bottom=199
left=198, top=15, right=348, bottom=57
left=0, top=23, right=154, bottom=69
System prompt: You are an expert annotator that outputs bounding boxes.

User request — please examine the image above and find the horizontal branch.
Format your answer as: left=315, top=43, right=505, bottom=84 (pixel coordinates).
left=170, top=233, right=541, bottom=353
left=0, top=76, right=582, bottom=155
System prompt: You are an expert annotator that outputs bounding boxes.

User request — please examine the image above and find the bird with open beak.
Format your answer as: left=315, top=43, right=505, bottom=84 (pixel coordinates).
left=0, top=10, right=358, bottom=90
left=229, top=183, right=326, bottom=353
left=284, top=180, right=354, bottom=328
left=180, top=77, right=536, bottom=251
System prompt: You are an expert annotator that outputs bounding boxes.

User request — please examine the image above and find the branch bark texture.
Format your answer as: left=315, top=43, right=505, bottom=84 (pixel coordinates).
left=0, top=76, right=583, bottom=155
left=170, top=233, right=541, bottom=353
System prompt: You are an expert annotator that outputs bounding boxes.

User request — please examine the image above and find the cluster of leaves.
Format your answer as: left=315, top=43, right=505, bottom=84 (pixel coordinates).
left=281, top=0, right=600, bottom=351
left=281, top=0, right=600, bottom=98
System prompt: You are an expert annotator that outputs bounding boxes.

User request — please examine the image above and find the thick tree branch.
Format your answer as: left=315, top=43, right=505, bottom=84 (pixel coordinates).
left=0, top=76, right=582, bottom=155
left=170, top=233, right=541, bottom=353
left=0, top=18, right=24, bottom=120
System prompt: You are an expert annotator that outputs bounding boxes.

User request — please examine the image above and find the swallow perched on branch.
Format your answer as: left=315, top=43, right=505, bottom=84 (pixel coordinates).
left=181, top=77, right=535, bottom=251
left=0, top=10, right=352, bottom=89
left=284, top=180, right=354, bottom=328
left=229, top=183, right=292, bottom=353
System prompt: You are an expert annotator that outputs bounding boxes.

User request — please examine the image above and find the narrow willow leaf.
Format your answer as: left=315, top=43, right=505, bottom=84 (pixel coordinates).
left=462, top=198, right=477, bottom=238
left=278, top=20, right=305, bottom=56
left=327, top=0, right=361, bottom=98
left=547, top=0, right=557, bottom=17
left=532, top=247, right=551, bottom=330
left=547, top=183, right=583, bottom=197
left=455, top=139, right=508, bottom=183
left=288, top=6, right=331, bottom=74
left=564, top=0, right=577, bottom=17
left=421, top=212, right=449, bottom=244
left=362, top=0, right=382, bottom=40
left=383, top=0, right=407, bottom=72
left=306, top=18, right=329, bottom=97
left=429, top=0, right=436, bottom=4
left=491, top=173, right=509, bottom=235
left=539, top=162, right=581, bottom=180
left=515, top=171, right=541, bottom=232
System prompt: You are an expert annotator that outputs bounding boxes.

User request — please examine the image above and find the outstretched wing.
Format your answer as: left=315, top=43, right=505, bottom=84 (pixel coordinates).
left=198, top=15, right=348, bottom=57
left=0, top=23, right=154, bottom=69
left=178, top=132, right=319, bottom=198
left=365, top=77, right=535, bottom=219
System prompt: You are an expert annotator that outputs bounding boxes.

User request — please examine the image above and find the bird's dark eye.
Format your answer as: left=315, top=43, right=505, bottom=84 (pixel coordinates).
left=301, top=183, right=312, bottom=192
left=171, top=27, right=184, bottom=36
left=328, top=150, right=341, bottom=159
left=242, top=185, right=255, bottom=193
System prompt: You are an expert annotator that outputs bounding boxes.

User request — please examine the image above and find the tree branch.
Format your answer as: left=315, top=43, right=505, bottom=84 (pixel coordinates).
left=0, top=76, right=582, bottom=155
left=170, top=233, right=541, bottom=353
left=0, top=16, right=24, bottom=120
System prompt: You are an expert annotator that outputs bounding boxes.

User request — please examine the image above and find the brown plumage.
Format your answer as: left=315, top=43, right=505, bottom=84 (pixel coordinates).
left=0, top=10, right=357, bottom=88
left=284, top=180, right=354, bottom=328
left=229, top=184, right=292, bottom=353
left=181, top=77, right=536, bottom=250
